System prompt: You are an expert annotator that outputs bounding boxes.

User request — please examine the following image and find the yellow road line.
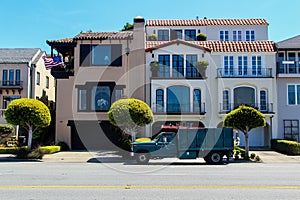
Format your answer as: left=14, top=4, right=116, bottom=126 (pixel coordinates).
left=0, top=185, right=299, bottom=189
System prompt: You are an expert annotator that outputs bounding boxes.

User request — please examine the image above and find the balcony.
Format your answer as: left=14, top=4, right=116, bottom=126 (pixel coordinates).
left=219, top=103, right=274, bottom=114
left=152, top=103, right=206, bottom=114
left=217, top=68, right=273, bottom=78
left=0, top=81, right=23, bottom=89
left=277, top=62, right=300, bottom=77
left=50, top=63, right=74, bottom=79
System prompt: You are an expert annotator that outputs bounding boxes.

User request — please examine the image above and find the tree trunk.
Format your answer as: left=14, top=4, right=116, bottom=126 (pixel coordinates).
left=244, top=131, right=249, bottom=159
left=27, top=127, right=33, bottom=151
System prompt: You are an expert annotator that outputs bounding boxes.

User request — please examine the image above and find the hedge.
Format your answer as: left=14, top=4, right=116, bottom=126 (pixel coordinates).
left=271, top=139, right=300, bottom=155
left=0, top=146, right=61, bottom=154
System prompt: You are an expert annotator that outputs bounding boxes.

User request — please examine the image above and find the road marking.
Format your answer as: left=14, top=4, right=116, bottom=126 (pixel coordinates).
left=0, top=185, right=299, bottom=189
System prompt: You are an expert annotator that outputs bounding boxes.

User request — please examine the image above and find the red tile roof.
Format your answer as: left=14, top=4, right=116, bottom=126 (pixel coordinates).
left=146, top=19, right=269, bottom=26
left=47, top=31, right=133, bottom=45
left=146, top=40, right=276, bottom=53
left=74, top=31, right=133, bottom=40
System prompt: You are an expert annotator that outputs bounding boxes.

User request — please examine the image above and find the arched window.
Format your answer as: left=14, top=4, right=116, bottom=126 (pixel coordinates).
left=156, top=89, right=164, bottom=112
left=223, top=90, right=230, bottom=111
left=167, top=86, right=190, bottom=113
left=193, top=89, right=201, bottom=112
left=233, top=86, right=255, bottom=108
left=260, top=90, right=267, bottom=111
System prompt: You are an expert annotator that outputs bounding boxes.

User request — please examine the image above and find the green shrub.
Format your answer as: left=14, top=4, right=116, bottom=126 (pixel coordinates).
left=0, top=124, right=15, bottom=135
left=148, top=34, right=158, bottom=41
left=57, top=141, right=70, bottom=151
left=40, top=146, right=61, bottom=154
left=255, top=155, right=261, bottom=162
left=271, top=139, right=300, bottom=155
left=0, top=147, right=19, bottom=154
left=197, top=33, right=207, bottom=41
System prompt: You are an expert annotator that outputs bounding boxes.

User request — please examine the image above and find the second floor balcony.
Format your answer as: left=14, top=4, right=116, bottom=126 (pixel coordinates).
left=152, top=103, right=206, bottom=115
left=0, top=81, right=23, bottom=89
left=217, top=67, right=273, bottom=78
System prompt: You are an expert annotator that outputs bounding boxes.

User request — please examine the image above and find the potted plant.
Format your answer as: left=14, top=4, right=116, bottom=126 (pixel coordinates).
left=196, top=33, right=207, bottom=41
left=150, top=61, right=159, bottom=77
left=196, top=60, right=209, bottom=77
left=148, top=34, right=158, bottom=41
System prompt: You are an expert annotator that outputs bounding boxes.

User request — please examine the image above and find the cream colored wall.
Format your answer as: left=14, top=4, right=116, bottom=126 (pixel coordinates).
left=33, top=52, right=56, bottom=101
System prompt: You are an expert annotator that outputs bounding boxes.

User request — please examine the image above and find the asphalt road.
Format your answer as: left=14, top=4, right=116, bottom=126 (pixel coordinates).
left=0, top=162, right=299, bottom=200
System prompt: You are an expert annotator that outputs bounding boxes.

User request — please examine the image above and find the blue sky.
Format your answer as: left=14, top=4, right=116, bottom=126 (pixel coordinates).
left=0, top=0, right=299, bottom=53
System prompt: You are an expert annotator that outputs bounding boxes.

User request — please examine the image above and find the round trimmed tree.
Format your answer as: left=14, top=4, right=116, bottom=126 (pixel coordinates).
left=224, top=105, right=266, bottom=158
left=5, top=98, right=51, bottom=150
left=108, top=98, right=154, bottom=141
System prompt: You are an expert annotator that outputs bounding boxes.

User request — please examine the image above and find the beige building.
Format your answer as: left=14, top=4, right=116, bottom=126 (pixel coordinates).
left=0, top=48, right=55, bottom=122
left=47, top=17, right=145, bottom=150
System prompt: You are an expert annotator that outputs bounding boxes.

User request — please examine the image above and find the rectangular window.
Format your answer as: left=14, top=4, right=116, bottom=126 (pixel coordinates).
left=78, top=89, right=87, bottom=111
left=80, top=44, right=122, bottom=66
left=186, top=55, right=198, bottom=78
left=2, top=70, right=8, bottom=86
left=172, top=55, right=184, bottom=77
left=15, top=69, right=20, bottom=85
left=184, top=29, right=196, bottom=41
left=220, top=30, right=229, bottom=41
left=170, top=29, right=182, bottom=40
left=91, top=86, right=111, bottom=111
left=158, top=30, right=169, bottom=41
left=284, top=120, right=299, bottom=141
left=246, top=30, right=255, bottom=41
left=9, top=69, right=14, bottom=85
left=287, top=52, right=296, bottom=73
left=158, top=55, right=170, bottom=77
left=36, top=72, right=40, bottom=85
left=224, top=56, right=234, bottom=75
left=287, top=84, right=300, bottom=105
left=278, top=52, right=285, bottom=73
left=156, top=89, right=164, bottom=112
left=238, top=56, right=248, bottom=75
left=46, top=76, right=49, bottom=88
left=252, top=56, right=262, bottom=75
left=233, top=30, right=242, bottom=41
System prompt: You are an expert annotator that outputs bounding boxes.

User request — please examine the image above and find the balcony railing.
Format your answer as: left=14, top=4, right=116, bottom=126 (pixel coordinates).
left=219, top=103, right=274, bottom=113
left=152, top=103, right=206, bottom=114
left=50, top=62, right=74, bottom=79
left=217, top=68, right=273, bottom=78
left=0, top=81, right=23, bottom=89
left=277, top=62, right=300, bottom=74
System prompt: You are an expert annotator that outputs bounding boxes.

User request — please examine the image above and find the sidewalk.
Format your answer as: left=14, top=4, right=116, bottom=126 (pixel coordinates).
left=1, top=150, right=300, bottom=163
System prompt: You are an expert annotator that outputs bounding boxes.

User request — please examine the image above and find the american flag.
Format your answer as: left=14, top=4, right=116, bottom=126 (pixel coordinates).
left=43, top=56, right=65, bottom=69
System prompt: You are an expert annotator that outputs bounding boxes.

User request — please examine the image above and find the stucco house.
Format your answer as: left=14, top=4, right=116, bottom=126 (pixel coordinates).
left=144, top=18, right=277, bottom=147
left=276, top=35, right=300, bottom=142
left=0, top=48, right=55, bottom=122
left=46, top=17, right=146, bottom=150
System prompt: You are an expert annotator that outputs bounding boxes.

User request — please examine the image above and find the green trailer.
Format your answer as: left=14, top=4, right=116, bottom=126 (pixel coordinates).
left=131, top=127, right=234, bottom=164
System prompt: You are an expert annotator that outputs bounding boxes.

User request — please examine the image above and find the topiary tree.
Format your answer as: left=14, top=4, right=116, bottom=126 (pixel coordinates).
left=5, top=98, right=51, bottom=150
left=108, top=98, right=154, bottom=142
left=224, top=105, right=266, bottom=158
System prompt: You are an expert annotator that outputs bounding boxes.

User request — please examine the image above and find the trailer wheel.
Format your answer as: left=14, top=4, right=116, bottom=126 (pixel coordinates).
left=205, top=152, right=223, bottom=164
left=136, top=152, right=150, bottom=164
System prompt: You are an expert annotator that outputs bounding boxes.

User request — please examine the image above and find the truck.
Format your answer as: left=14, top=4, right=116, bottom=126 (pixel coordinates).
left=131, top=126, right=234, bottom=164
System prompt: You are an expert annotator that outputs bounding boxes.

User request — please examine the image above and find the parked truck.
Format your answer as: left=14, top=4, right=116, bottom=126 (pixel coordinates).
left=131, top=126, right=234, bottom=164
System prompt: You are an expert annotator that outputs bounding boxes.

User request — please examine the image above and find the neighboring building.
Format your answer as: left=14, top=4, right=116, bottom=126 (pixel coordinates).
left=46, top=17, right=145, bottom=150
left=276, top=35, right=300, bottom=142
left=0, top=48, right=55, bottom=122
left=145, top=18, right=277, bottom=147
